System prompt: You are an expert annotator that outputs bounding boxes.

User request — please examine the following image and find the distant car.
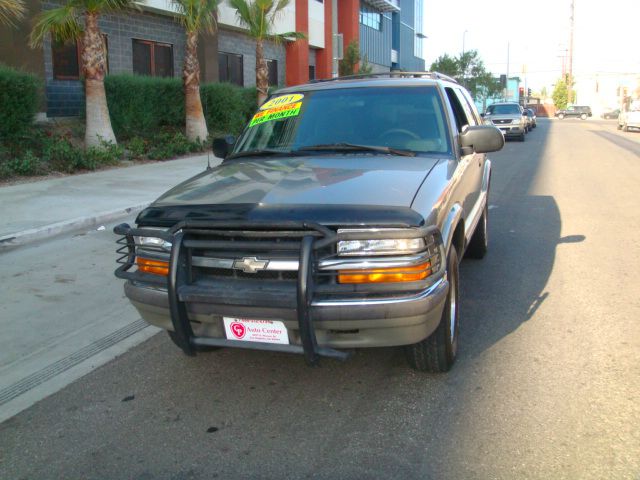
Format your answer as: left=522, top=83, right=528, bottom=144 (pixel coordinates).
left=523, top=109, right=536, bottom=130
left=601, top=108, right=620, bottom=119
left=526, top=108, right=537, bottom=128
left=618, top=100, right=640, bottom=132
left=555, top=105, right=592, bottom=120
left=483, top=102, right=527, bottom=141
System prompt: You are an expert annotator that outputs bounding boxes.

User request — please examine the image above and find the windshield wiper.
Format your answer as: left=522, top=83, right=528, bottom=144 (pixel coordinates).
left=295, top=143, right=416, bottom=157
left=226, top=149, right=301, bottom=160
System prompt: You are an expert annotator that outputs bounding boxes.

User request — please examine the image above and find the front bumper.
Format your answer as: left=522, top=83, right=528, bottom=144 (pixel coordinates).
left=114, top=221, right=447, bottom=365
left=497, top=125, right=525, bottom=137
left=125, top=278, right=447, bottom=349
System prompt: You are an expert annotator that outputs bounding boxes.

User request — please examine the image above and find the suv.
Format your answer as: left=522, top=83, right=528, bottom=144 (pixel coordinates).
left=483, top=102, right=527, bottom=141
left=113, top=73, right=504, bottom=373
left=618, top=99, right=640, bottom=132
left=555, top=105, right=592, bottom=120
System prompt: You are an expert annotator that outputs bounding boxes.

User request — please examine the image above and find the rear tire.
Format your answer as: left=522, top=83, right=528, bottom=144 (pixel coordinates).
left=466, top=203, right=488, bottom=259
left=405, top=246, right=460, bottom=373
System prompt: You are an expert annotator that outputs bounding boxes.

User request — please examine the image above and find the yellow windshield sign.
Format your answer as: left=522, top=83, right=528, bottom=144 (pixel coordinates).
left=260, top=94, right=304, bottom=111
left=250, top=102, right=302, bottom=127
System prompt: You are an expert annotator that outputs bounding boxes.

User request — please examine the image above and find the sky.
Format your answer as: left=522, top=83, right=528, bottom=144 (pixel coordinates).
left=422, top=0, right=640, bottom=92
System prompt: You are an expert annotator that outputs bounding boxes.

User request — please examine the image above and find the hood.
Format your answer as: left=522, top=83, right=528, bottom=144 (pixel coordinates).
left=137, top=155, right=440, bottom=227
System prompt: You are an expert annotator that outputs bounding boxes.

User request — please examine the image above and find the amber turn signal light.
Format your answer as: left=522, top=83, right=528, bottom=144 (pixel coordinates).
left=137, top=257, right=169, bottom=276
left=338, top=262, right=431, bottom=284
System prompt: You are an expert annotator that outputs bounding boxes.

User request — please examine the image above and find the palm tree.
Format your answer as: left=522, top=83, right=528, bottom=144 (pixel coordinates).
left=171, top=0, right=219, bottom=143
left=0, top=0, right=25, bottom=27
left=30, top=0, right=137, bottom=148
left=228, top=0, right=304, bottom=105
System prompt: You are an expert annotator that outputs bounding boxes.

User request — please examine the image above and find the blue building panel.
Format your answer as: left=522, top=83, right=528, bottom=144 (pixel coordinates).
left=359, top=0, right=425, bottom=72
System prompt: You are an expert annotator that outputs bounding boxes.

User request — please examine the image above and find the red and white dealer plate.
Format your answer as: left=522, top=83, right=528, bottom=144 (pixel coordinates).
left=223, top=317, right=289, bottom=345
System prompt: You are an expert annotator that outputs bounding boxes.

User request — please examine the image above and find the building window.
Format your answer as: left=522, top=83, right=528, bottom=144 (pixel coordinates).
left=132, top=39, right=174, bottom=77
left=52, top=37, right=108, bottom=80
left=359, top=4, right=382, bottom=30
left=308, top=65, right=316, bottom=81
left=266, top=59, right=278, bottom=86
left=219, top=52, right=244, bottom=86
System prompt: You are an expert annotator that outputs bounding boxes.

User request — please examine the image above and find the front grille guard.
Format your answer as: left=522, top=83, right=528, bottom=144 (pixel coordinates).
left=114, top=220, right=438, bottom=366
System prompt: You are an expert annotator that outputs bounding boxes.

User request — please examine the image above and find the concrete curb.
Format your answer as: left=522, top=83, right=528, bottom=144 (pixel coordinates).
left=0, top=203, right=149, bottom=251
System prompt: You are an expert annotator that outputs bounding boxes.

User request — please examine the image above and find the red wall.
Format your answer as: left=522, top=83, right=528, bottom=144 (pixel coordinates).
left=285, top=0, right=309, bottom=86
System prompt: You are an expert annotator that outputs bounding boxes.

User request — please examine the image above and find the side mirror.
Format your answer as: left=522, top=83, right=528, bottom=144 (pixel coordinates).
left=212, top=135, right=236, bottom=159
left=459, top=125, right=505, bottom=154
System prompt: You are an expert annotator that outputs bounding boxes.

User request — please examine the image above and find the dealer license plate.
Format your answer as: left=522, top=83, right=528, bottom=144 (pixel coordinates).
left=223, top=317, right=289, bottom=345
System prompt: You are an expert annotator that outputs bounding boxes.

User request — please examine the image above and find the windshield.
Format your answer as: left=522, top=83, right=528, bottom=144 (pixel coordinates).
left=486, top=104, right=521, bottom=115
left=232, top=86, right=452, bottom=156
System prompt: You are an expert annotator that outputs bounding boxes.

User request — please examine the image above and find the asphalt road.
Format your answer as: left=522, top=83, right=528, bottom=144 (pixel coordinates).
left=1, top=119, right=639, bottom=479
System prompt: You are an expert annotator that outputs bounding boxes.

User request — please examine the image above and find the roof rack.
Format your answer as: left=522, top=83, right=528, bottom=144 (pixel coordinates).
left=309, top=71, right=459, bottom=85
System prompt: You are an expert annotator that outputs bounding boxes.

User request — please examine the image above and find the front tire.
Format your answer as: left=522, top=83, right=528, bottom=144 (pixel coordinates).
left=580, top=113, right=587, bottom=120
left=405, top=246, right=460, bottom=373
left=558, top=113, right=565, bottom=119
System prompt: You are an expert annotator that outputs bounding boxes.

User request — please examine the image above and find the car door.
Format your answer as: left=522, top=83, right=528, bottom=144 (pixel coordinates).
left=444, top=86, right=484, bottom=223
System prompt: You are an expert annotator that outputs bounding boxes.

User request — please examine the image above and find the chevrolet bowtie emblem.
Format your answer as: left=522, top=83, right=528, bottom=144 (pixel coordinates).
left=233, top=257, right=269, bottom=273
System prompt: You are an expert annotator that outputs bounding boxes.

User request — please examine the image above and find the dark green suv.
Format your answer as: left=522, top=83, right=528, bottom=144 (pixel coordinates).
left=555, top=105, right=592, bottom=120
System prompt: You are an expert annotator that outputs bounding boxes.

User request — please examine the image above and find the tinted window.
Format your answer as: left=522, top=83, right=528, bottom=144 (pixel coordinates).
left=486, top=104, right=521, bottom=115
left=234, top=87, right=452, bottom=155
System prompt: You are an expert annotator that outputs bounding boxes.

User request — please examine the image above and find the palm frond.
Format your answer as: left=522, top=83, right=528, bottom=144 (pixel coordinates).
left=228, top=0, right=255, bottom=31
left=84, top=0, right=139, bottom=14
left=171, top=0, right=219, bottom=34
left=271, top=30, right=305, bottom=44
left=0, top=0, right=26, bottom=27
left=30, top=3, right=83, bottom=48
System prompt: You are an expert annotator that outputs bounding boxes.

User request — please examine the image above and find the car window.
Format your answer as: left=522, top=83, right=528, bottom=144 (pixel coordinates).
left=234, top=86, right=453, bottom=155
left=485, top=104, right=521, bottom=115
left=454, top=88, right=479, bottom=126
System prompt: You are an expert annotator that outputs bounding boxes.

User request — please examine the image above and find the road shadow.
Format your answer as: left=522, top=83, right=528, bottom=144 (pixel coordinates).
left=459, top=194, right=585, bottom=361
left=589, top=130, right=640, bottom=156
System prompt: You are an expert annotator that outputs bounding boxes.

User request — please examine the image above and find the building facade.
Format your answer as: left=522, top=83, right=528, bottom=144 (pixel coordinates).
left=0, top=0, right=427, bottom=118
left=359, top=0, right=425, bottom=73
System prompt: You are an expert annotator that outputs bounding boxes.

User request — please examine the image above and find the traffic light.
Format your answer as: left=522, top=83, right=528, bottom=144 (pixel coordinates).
left=519, top=87, right=524, bottom=98
left=527, top=88, right=532, bottom=97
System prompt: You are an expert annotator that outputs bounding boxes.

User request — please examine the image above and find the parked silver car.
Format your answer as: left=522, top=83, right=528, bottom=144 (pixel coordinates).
left=483, top=102, right=527, bottom=141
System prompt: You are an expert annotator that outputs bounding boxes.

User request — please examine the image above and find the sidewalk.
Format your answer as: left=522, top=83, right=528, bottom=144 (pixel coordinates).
left=0, top=152, right=221, bottom=249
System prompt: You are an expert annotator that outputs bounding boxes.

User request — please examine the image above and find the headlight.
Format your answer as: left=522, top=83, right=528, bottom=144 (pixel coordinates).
left=512, top=119, right=521, bottom=124
left=135, top=235, right=172, bottom=252
left=134, top=229, right=171, bottom=276
left=334, top=230, right=442, bottom=284
left=337, top=230, right=426, bottom=256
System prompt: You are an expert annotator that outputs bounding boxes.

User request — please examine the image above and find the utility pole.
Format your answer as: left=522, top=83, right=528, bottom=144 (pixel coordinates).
left=568, top=0, right=575, bottom=104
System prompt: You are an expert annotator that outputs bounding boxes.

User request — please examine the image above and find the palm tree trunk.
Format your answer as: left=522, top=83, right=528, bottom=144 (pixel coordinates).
left=183, top=30, right=208, bottom=143
left=256, top=38, right=268, bottom=106
left=82, top=11, right=116, bottom=148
